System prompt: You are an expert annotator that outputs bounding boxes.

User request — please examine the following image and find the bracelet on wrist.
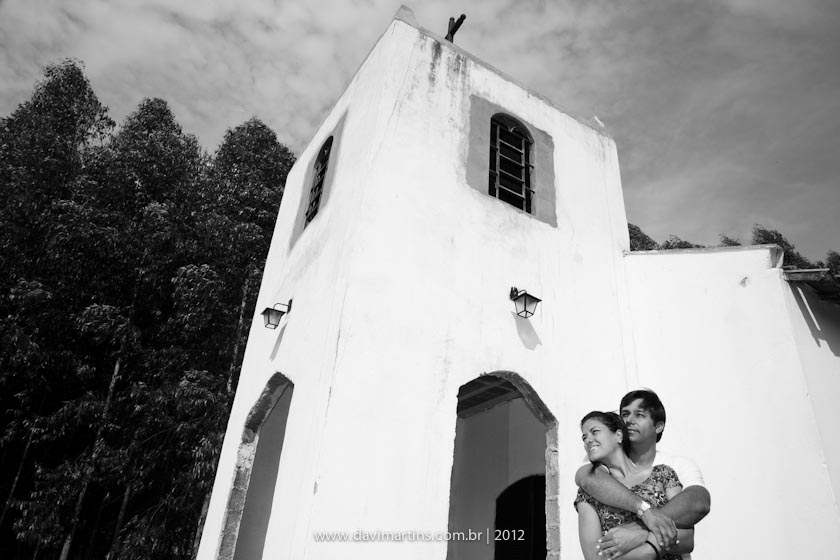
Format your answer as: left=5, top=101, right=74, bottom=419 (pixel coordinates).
left=646, top=532, right=663, bottom=559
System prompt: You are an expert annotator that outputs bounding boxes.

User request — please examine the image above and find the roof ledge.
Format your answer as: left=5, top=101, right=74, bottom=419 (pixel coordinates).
left=784, top=268, right=840, bottom=303
left=625, top=243, right=783, bottom=263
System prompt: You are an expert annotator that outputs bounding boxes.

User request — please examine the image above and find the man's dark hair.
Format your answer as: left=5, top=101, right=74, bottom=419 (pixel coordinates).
left=620, top=389, right=666, bottom=442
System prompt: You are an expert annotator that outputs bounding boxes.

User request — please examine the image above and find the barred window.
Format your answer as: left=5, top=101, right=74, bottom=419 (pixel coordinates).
left=305, top=137, right=334, bottom=226
left=489, top=115, right=533, bottom=213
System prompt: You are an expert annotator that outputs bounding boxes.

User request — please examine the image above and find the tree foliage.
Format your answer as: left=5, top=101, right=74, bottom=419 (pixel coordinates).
left=627, top=225, right=835, bottom=274
left=827, top=251, right=840, bottom=277
left=659, top=235, right=705, bottom=250
left=750, top=224, right=817, bottom=269
left=718, top=234, right=742, bottom=247
left=0, top=60, right=294, bottom=559
left=628, top=223, right=658, bottom=251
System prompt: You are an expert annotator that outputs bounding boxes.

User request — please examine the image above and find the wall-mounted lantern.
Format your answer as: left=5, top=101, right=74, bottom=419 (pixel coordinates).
left=261, top=300, right=292, bottom=329
left=509, top=287, right=541, bottom=318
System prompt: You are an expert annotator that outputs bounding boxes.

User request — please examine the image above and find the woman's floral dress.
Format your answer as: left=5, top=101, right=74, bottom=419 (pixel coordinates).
left=574, top=464, right=683, bottom=560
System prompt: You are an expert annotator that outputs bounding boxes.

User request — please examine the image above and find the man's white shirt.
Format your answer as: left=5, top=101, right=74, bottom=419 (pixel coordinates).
left=653, top=450, right=705, bottom=489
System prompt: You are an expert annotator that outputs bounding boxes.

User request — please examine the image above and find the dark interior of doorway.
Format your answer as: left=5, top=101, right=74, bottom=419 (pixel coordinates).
left=494, top=474, right=546, bottom=560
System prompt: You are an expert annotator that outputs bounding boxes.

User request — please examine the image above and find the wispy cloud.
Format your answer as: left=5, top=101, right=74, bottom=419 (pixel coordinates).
left=1, top=0, right=838, bottom=258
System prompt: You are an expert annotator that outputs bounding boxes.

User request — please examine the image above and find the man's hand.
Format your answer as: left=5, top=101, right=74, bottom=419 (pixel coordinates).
left=640, top=508, right=677, bottom=549
left=597, top=523, right=648, bottom=559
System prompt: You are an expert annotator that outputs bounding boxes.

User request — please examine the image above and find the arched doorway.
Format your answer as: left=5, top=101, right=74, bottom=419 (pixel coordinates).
left=446, top=372, right=558, bottom=560
left=216, top=373, right=294, bottom=560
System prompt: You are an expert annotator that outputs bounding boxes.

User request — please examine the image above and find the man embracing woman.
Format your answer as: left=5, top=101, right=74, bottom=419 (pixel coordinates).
left=574, top=390, right=711, bottom=560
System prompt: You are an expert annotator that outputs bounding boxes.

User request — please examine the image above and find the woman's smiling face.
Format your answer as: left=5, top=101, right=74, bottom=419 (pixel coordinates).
left=581, top=418, right=622, bottom=462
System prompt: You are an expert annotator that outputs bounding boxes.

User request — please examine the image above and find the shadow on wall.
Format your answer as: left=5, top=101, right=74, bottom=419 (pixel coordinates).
left=790, top=285, right=840, bottom=358
left=269, top=321, right=287, bottom=361
left=512, top=312, right=542, bottom=350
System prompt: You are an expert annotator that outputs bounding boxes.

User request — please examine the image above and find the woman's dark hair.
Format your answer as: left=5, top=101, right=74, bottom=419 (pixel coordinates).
left=580, top=410, right=631, bottom=455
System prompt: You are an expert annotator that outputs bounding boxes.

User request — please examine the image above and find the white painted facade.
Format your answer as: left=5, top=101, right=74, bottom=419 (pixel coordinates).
left=197, top=7, right=840, bottom=560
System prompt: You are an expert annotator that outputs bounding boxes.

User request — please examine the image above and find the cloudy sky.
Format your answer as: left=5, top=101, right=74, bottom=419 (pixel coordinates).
left=2, top=0, right=838, bottom=259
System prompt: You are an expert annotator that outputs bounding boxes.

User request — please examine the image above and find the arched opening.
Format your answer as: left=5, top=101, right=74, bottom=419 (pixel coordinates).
left=217, top=373, right=294, bottom=560
left=446, top=372, right=558, bottom=560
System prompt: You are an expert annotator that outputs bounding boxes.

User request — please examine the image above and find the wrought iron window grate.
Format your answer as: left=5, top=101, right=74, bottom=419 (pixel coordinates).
left=305, top=137, right=334, bottom=225
left=489, top=116, right=533, bottom=213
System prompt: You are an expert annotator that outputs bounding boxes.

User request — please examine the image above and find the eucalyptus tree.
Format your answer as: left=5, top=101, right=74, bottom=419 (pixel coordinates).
left=0, top=60, right=114, bottom=559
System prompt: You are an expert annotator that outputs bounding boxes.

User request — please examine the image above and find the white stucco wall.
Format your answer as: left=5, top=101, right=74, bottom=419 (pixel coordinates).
left=624, top=246, right=840, bottom=559
left=782, top=282, right=840, bottom=510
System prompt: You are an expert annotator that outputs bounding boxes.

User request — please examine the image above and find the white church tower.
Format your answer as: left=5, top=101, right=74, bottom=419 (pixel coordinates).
left=197, top=7, right=840, bottom=560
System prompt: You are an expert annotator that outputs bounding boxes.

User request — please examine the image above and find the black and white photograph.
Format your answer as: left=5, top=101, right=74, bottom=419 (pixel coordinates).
left=2, top=2, right=839, bottom=559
